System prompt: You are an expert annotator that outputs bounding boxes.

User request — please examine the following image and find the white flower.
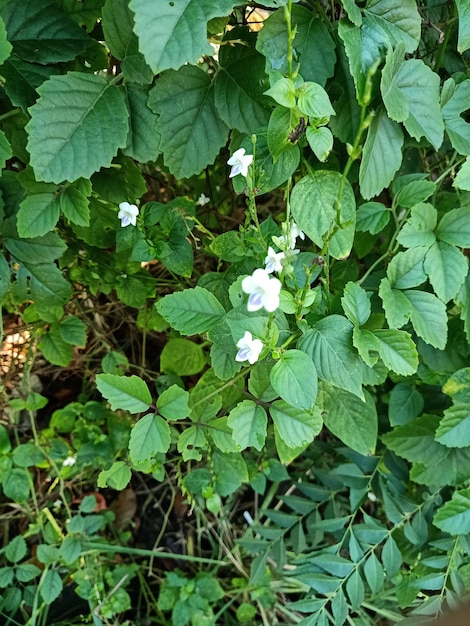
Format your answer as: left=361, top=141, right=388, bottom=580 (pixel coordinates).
left=227, top=148, right=253, bottom=178
left=118, top=202, right=139, bottom=227
left=275, top=221, right=306, bottom=250
left=197, top=193, right=210, bottom=206
left=63, top=456, right=76, bottom=467
left=242, top=268, right=281, bottom=312
left=235, top=331, right=263, bottom=364
left=264, top=246, right=285, bottom=273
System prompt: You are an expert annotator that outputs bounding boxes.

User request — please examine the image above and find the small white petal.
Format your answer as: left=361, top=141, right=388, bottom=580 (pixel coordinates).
left=118, top=201, right=139, bottom=227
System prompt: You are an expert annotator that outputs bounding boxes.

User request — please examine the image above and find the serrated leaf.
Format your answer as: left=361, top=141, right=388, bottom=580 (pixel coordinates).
left=341, top=282, right=371, bottom=326
left=129, top=413, right=170, bottom=462
left=256, top=6, right=335, bottom=86
left=436, top=206, right=470, bottom=248
left=359, top=106, right=404, bottom=200
left=39, top=329, right=73, bottom=367
left=149, top=65, right=228, bottom=178
left=97, top=461, right=132, bottom=490
left=17, top=193, right=60, bottom=238
left=379, top=277, right=412, bottom=328
left=388, top=383, right=423, bottom=426
left=454, top=156, right=470, bottom=191
left=382, top=414, right=443, bottom=464
left=27, top=72, right=129, bottom=183
left=424, top=241, right=468, bottom=303
left=160, top=338, right=204, bottom=376
left=214, top=30, right=270, bottom=134
left=356, top=202, right=390, bottom=235
left=227, top=400, right=267, bottom=451
left=363, top=0, right=421, bottom=54
left=395, top=179, right=436, bottom=209
left=353, top=327, right=379, bottom=367
left=96, top=374, right=151, bottom=413
left=442, top=79, right=470, bottom=155
left=59, top=316, right=87, bottom=346
left=291, top=170, right=355, bottom=259
left=298, top=315, right=364, bottom=399
left=434, top=488, right=470, bottom=535
left=372, top=329, right=419, bottom=375
left=455, top=0, right=470, bottom=53
left=40, top=569, right=63, bottom=605
left=404, top=289, right=448, bottom=349
left=5, top=536, right=27, bottom=563
left=381, top=44, right=443, bottom=149
left=442, top=368, right=470, bottom=404
left=435, top=405, right=470, bottom=448
left=156, top=286, right=225, bottom=336
left=157, top=384, right=189, bottom=420
left=3, top=468, right=30, bottom=502
left=386, top=247, right=427, bottom=289
left=130, top=0, right=237, bottom=72
left=59, top=186, right=90, bottom=226
left=270, top=400, right=322, bottom=449
left=319, top=384, right=377, bottom=455
left=270, top=350, right=318, bottom=410
left=1, top=0, right=89, bottom=64
left=396, top=203, right=437, bottom=249
left=123, top=84, right=160, bottom=163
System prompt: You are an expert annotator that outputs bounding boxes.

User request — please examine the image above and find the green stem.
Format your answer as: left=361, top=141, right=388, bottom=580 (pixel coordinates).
left=80, top=541, right=227, bottom=565
left=0, top=108, right=20, bottom=122
left=284, top=0, right=294, bottom=79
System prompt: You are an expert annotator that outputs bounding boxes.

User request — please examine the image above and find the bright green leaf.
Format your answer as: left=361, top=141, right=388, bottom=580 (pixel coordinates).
left=17, top=193, right=60, bottom=238
left=160, top=338, right=205, bottom=376
left=363, top=0, right=421, bottom=54
left=59, top=316, right=87, bottom=346
left=156, top=286, right=225, bottom=336
left=306, top=126, right=334, bottom=162
left=123, top=83, right=160, bottom=163
left=297, top=82, right=335, bottom=118
left=341, top=282, right=371, bottom=326
left=424, top=241, right=468, bottom=303
left=270, top=350, right=318, bottom=410
left=386, top=247, right=427, bottom=289
left=388, top=383, right=423, bottom=426
left=372, top=329, right=419, bottom=375
left=436, top=206, right=470, bottom=248
left=270, top=400, right=323, bottom=449
left=157, top=384, right=190, bottom=421
left=59, top=186, right=90, bottom=226
left=435, top=405, right=470, bottom=448
left=404, top=289, right=448, bottom=349
left=396, top=203, right=437, bottom=249
left=356, top=202, right=390, bottom=235
left=96, top=373, right=152, bottom=414
left=379, top=277, right=412, bottom=328
left=97, top=461, right=132, bottom=490
left=227, top=400, right=267, bottom=451
left=455, top=0, right=470, bottom=53
left=40, top=569, right=63, bottom=605
left=129, top=413, right=170, bottom=462
left=434, top=488, right=470, bottom=535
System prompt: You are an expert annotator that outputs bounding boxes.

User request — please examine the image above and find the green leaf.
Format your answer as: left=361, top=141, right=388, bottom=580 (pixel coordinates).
left=364, top=552, right=384, bottom=594
left=341, top=0, right=362, bottom=26
left=353, top=327, right=379, bottom=367
left=36, top=545, right=60, bottom=565
left=0, top=15, right=11, bottom=64
left=59, top=536, right=82, bottom=565
left=264, top=77, right=296, bottom=109
left=1, top=0, right=89, bottom=64
left=359, top=107, right=404, bottom=200
left=442, top=368, right=470, bottom=405
left=3, top=468, right=30, bottom=502
left=297, top=82, right=335, bottom=118
left=442, top=78, right=470, bottom=154
left=382, top=414, right=444, bottom=465
left=270, top=350, right=318, bottom=410
left=372, top=329, right=419, bottom=375
left=157, top=384, right=190, bottom=421
left=16, top=563, right=41, bottom=582
left=306, top=126, right=334, bottom=162
left=177, top=425, right=206, bottom=460
left=363, top=0, right=421, bottom=54
left=16, top=261, right=71, bottom=316
left=356, top=202, right=390, bottom=235
left=59, top=316, right=87, bottom=346
left=404, top=289, right=448, bottom=349
left=123, top=84, right=160, bottom=163
left=160, top=338, right=205, bottom=376
left=298, top=315, right=363, bottom=399
left=0, top=567, right=14, bottom=588
left=434, top=488, right=470, bottom=535
left=3, top=225, right=66, bottom=264
left=227, top=400, right=267, bottom=451
left=40, top=569, right=63, bottom=605
left=156, top=286, right=226, bottom=336
left=12, top=443, right=45, bottom=467
left=435, top=405, right=470, bottom=448
left=388, top=383, right=423, bottom=426
left=97, top=461, right=132, bottom=490
left=270, top=400, right=323, bottom=449
left=379, top=277, right=412, bottom=328
left=212, top=451, right=249, bottom=497
left=346, top=570, right=365, bottom=610
left=341, top=282, right=371, bottom=326
left=381, top=44, right=443, bottom=149
left=129, top=413, right=171, bottom=462
left=424, top=241, right=468, bottom=303
left=130, top=0, right=237, bottom=72
left=38, top=329, right=73, bottom=366
left=396, top=203, right=437, bottom=249
left=395, top=179, right=436, bottom=209
left=16, top=193, right=60, bottom=238
left=454, top=156, right=470, bottom=191
left=455, top=0, right=470, bottom=53
left=256, top=6, right=335, bottom=86
left=96, top=374, right=152, bottom=413
left=27, top=72, right=129, bottom=183
left=5, top=536, right=27, bottom=563
left=0, top=129, right=12, bottom=171
left=214, top=31, right=270, bottom=134
left=149, top=65, right=228, bottom=179
left=319, top=384, right=377, bottom=455
left=59, top=186, right=90, bottom=226
left=386, top=247, right=427, bottom=289
left=436, top=206, right=470, bottom=248
left=291, top=171, right=355, bottom=259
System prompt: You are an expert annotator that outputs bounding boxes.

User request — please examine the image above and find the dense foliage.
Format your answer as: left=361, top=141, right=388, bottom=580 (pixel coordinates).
left=1, top=0, right=470, bottom=624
